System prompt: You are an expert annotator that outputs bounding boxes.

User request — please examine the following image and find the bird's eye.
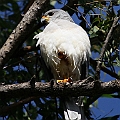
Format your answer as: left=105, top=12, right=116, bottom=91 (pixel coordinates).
left=48, top=12, right=54, bottom=16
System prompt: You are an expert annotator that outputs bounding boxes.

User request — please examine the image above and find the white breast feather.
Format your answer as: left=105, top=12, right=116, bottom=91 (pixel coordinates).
left=34, top=20, right=91, bottom=80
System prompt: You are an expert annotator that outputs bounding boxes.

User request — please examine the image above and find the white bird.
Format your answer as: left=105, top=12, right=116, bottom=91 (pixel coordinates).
left=34, top=9, right=91, bottom=120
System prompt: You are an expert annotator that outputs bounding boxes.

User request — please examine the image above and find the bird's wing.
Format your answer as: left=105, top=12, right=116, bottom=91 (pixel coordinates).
left=35, top=20, right=90, bottom=80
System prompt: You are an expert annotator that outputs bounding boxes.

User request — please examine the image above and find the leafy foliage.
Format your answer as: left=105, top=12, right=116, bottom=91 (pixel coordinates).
left=0, top=0, right=120, bottom=120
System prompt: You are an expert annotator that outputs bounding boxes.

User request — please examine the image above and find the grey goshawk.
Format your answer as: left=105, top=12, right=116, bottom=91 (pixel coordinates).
left=34, top=9, right=91, bottom=120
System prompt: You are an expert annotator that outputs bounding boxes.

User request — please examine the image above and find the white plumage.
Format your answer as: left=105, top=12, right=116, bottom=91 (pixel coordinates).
left=34, top=9, right=91, bottom=120
left=35, top=19, right=90, bottom=80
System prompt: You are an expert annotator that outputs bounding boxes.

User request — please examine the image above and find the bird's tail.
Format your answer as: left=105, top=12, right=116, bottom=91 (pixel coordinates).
left=63, top=97, right=87, bottom=120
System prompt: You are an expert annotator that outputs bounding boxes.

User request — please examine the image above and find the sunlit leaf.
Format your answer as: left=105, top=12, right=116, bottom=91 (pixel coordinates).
left=93, top=26, right=99, bottom=33
left=50, top=0, right=57, bottom=6
left=102, top=94, right=114, bottom=98
left=118, top=0, right=120, bottom=4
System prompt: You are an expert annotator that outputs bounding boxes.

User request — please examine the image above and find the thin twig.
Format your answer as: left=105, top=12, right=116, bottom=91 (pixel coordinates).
left=57, top=0, right=92, bottom=27
left=76, top=7, right=91, bottom=28
left=90, top=58, right=119, bottom=79
left=95, top=17, right=119, bottom=80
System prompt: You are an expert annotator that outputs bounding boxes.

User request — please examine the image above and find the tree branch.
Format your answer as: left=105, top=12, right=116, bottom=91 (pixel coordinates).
left=95, top=17, right=119, bottom=79
left=0, top=96, right=39, bottom=117
left=90, top=58, right=119, bottom=79
left=0, top=0, right=49, bottom=69
left=0, top=77, right=120, bottom=100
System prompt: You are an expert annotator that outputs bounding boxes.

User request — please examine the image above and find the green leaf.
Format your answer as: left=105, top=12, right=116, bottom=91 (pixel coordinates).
left=102, top=94, right=114, bottom=98
left=116, top=58, right=120, bottom=67
left=118, top=0, right=120, bottom=4
left=50, top=0, right=57, bottom=6
left=118, top=71, right=120, bottom=77
left=93, top=100, right=98, bottom=107
left=93, top=26, right=100, bottom=33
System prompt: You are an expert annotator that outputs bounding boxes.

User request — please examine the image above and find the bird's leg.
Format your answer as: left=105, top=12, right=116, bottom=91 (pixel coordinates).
left=57, top=78, right=72, bottom=83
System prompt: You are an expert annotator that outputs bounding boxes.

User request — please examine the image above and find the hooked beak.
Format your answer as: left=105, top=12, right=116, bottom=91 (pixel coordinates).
left=41, top=15, right=50, bottom=23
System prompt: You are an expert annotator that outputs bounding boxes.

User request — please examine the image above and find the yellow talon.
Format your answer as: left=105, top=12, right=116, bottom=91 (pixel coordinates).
left=57, top=78, right=72, bottom=83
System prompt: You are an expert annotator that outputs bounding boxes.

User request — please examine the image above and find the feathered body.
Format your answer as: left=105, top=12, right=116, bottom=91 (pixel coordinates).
left=35, top=19, right=90, bottom=80
left=35, top=9, right=91, bottom=120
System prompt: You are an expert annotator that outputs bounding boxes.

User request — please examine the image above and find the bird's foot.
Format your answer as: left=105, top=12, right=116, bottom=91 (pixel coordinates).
left=57, top=78, right=72, bottom=83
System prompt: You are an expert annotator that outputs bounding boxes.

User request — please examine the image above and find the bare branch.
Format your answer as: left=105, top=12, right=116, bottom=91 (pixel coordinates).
left=95, top=17, right=120, bottom=79
left=0, top=78, right=120, bottom=100
left=0, top=0, right=49, bottom=69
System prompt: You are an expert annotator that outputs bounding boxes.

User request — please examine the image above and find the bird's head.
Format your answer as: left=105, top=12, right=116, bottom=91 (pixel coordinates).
left=41, top=9, right=74, bottom=24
